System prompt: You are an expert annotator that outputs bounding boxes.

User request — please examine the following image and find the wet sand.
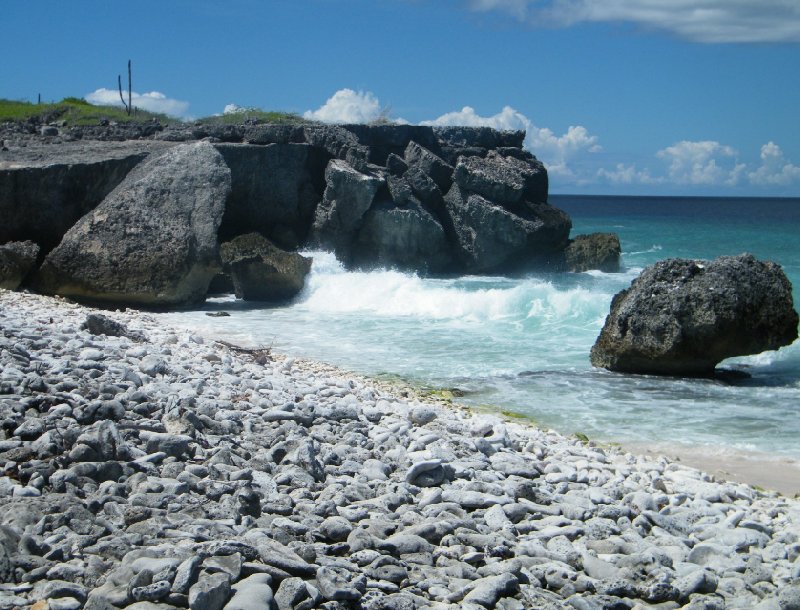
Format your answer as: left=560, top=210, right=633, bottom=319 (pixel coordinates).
left=624, top=441, right=800, bottom=497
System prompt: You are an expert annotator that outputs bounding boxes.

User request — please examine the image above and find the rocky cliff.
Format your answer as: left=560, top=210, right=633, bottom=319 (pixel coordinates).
left=0, top=122, right=617, bottom=307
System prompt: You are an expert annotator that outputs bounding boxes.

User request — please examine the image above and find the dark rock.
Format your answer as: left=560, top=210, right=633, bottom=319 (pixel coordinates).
left=434, top=126, right=525, bottom=149
left=302, top=125, right=369, bottom=171
left=443, top=184, right=571, bottom=273
left=243, top=124, right=305, bottom=145
left=591, top=254, right=800, bottom=376
left=404, top=141, right=453, bottom=193
left=216, top=143, right=327, bottom=249
left=405, top=166, right=444, bottom=216
left=353, top=200, right=453, bottom=273
left=220, top=233, right=311, bottom=302
left=34, top=142, right=231, bottom=308
left=564, top=233, right=621, bottom=273
left=207, top=272, right=235, bottom=295
left=81, top=313, right=146, bottom=342
left=0, top=240, right=39, bottom=290
left=341, top=124, right=440, bottom=165
left=385, top=153, right=408, bottom=176
left=310, top=160, right=384, bottom=261
left=191, top=123, right=244, bottom=142
left=453, top=151, right=547, bottom=208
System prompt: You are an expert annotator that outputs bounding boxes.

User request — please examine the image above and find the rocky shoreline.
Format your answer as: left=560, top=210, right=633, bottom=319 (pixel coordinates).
left=2, top=289, right=799, bottom=610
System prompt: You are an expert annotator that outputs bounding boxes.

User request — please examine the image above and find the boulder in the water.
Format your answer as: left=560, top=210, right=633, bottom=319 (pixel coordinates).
left=564, top=233, right=621, bottom=273
left=591, top=254, right=799, bottom=376
left=220, top=233, right=311, bottom=302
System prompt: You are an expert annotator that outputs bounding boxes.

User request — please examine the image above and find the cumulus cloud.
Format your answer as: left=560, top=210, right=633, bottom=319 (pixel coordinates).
left=85, top=88, right=190, bottom=118
left=421, top=105, right=601, bottom=178
left=597, top=163, right=662, bottom=185
left=748, top=141, right=800, bottom=186
left=656, top=140, right=745, bottom=185
left=466, top=0, right=800, bottom=43
left=303, top=89, right=383, bottom=124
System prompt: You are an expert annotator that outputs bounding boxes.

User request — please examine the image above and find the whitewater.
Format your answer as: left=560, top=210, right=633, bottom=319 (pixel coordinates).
left=162, top=195, right=800, bottom=467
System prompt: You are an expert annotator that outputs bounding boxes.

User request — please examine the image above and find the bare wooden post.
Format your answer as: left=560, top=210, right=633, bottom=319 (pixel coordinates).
left=118, top=75, right=130, bottom=114
left=128, top=60, right=132, bottom=116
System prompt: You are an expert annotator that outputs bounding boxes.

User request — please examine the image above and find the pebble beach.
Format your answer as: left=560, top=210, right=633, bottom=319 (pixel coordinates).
left=1, top=289, right=799, bottom=610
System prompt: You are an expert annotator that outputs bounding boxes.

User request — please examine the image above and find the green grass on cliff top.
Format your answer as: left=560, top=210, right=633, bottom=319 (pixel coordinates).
left=0, top=97, right=308, bottom=126
left=0, top=97, right=178, bottom=126
left=194, top=109, right=310, bottom=125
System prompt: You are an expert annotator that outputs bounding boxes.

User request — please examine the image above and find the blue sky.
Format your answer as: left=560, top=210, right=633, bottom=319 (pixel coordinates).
left=3, top=0, right=800, bottom=196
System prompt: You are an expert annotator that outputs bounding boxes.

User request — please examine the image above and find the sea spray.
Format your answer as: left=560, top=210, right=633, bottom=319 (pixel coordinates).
left=163, top=196, right=800, bottom=459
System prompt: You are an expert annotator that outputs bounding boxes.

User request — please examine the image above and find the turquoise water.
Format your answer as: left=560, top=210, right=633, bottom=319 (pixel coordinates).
left=164, top=195, right=800, bottom=459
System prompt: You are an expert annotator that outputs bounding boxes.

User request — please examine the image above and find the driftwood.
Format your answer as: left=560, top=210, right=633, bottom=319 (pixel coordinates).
left=215, top=339, right=272, bottom=364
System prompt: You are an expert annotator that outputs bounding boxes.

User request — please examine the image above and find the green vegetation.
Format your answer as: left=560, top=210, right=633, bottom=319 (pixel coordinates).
left=195, top=109, right=311, bottom=125
left=0, top=97, right=313, bottom=127
left=500, top=409, right=527, bottom=419
left=0, top=97, right=176, bottom=126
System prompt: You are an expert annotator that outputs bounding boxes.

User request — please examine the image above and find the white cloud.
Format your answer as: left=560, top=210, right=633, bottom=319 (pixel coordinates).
left=85, top=88, right=190, bottom=118
left=420, top=105, right=601, bottom=178
left=656, top=140, right=745, bottom=185
left=597, top=162, right=662, bottom=185
left=303, top=89, right=382, bottom=124
left=223, top=103, right=249, bottom=115
left=748, top=141, right=800, bottom=186
left=466, top=0, right=800, bottom=43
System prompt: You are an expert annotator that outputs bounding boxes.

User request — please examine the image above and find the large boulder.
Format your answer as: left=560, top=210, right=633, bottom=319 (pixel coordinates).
left=591, top=254, right=799, bottom=376
left=353, top=200, right=452, bottom=273
left=34, top=141, right=231, bottom=307
left=443, top=184, right=571, bottom=273
left=564, top=233, right=621, bottom=273
left=0, top=241, right=39, bottom=290
left=310, top=159, right=384, bottom=261
left=220, top=233, right=312, bottom=302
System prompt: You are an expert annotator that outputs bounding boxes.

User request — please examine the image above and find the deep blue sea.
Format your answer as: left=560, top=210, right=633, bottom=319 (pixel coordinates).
left=164, top=195, right=800, bottom=462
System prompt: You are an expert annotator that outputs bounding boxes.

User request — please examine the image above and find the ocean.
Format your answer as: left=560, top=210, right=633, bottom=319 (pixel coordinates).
left=163, top=195, right=800, bottom=463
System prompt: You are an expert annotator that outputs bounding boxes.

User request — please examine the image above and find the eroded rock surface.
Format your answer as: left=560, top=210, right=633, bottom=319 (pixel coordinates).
left=220, top=233, right=312, bottom=302
left=34, top=141, right=230, bottom=307
left=591, top=254, right=799, bottom=375
left=0, top=240, right=39, bottom=290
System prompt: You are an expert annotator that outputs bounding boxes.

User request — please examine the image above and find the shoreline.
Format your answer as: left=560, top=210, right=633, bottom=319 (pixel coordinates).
left=158, top=323, right=800, bottom=499
left=2, top=289, right=799, bottom=608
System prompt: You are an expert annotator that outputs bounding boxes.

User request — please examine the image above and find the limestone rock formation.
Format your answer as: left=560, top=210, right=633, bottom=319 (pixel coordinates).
left=452, top=150, right=547, bottom=210
left=443, top=184, right=571, bottom=274
left=354, top=200, right=453, bottom=273
left=0, top=141, right=167, bottom=254
left=564, top=233, right=622, bottom=273
left=2, top=122, right=620, bottom=283
left=591, top=254, right=799, bottom=376
left=310, top=160, right=385, bottom=261
left=220, top=233, right=312, bottom=302
left=215, top=143, right=328, bottom=249
left=35, top=141, right=231, bottom=307
left=0, top=240, right=39, bottom=290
